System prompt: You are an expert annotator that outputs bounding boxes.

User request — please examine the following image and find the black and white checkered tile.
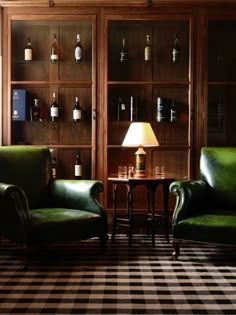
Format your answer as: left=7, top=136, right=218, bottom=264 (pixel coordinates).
left=0, top=235, right=236, bottom=315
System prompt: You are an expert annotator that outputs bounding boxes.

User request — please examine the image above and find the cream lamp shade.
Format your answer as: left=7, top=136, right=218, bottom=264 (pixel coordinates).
left=122, top=122, right=159, bottom=177
left=122, top=122, right=159, bottom=147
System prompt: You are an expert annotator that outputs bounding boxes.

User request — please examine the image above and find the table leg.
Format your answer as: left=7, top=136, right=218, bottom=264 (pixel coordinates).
left=163, top=182, right=170, bottom=243
left=146, top=185, right=151, bottom=237
left=151, top=185, right=156, bottom=248
left=127, top=185, right=133, bottom=247
left=111, top=183, right=118, bottom=242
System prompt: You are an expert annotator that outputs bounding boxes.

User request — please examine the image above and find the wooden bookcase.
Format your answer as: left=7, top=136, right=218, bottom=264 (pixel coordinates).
left=4, top=11, right=97, bottom=180
left=103, top=14, right=193, bottom=211
left=2, top=2, right=236, bottom=214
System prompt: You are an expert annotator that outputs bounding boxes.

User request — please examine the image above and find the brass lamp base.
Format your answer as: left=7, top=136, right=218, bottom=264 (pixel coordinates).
left=134, top=170, right=146, bottom=178
left=135, top=146, right=146, bottom=178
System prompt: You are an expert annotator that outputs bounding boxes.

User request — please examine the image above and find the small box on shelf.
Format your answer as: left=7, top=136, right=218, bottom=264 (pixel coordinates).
left=12, top=89, right=27, bottom=121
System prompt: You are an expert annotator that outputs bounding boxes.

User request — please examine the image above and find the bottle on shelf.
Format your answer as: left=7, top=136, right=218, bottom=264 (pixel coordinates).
left=30, top=98, right=41, bottom=121
left=156, top=97, right=170, bottom=122
left=73, top=97, right=82, bottom=122
left=170, top=100, right=177, bottom=122
left=117, top=97, right=126, bottom=121
left=50, top=92, right=59, bottom=122
left=52, top=157, right=57, bottom=179
left=144, top=35, right=151, bottom=63
left=130, top=96, right=138, bottom=121
left=75, top=151, right=83, bottom=179
left=120, top=38, right=128, bottom=63
left=51, top=34, right=59, bottom=63
left=75, top=34, right=83, bottom=63
left=172, top=34, right=180, bottom=64
left=217, top=96, right=224, bottom=131
left=24, top=38, right=32, bottom=62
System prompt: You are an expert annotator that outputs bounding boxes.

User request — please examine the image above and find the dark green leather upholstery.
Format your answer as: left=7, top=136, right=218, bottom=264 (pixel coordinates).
left=0, top=146, right=107, bottom=249
left=170, top=147, right=236, bottom=259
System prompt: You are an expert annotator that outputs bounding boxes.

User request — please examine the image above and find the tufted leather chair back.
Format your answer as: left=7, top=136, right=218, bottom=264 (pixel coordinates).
left=0, top=146, right=52, bottom=209
left=200, top=147, right=236, bottom=208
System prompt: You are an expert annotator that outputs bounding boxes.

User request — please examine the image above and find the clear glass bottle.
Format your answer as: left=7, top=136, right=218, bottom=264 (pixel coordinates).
left=73, top=97, right=82, bottom=122
left=172, top=34, right=180, bottom=63
left=52, top=157, right=57, bottom=179
left=128, top=165, right=135, bottom=178
left=75, top=151, right=83, bottom=179
left=120, top=38, right=128, bottom=63
left=24, top=38, right=32, bottom=62
left=51, top=34, right=59, bottom=63
left=144, top=35, right=151, bottom=63
left=50, top=92, right=59, bottom=122
left=75, top=34, right=83, bottom=63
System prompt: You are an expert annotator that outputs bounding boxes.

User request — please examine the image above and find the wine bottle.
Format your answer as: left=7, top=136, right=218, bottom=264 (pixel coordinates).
left=75, top=34, right=83, bottom=63
left=73, top=97, right=82, bottom=122
left=144, top=35, right=151, bottom=63
left=51, top=34, right=59, bottom=63
left=130, top=96, right=138, bottom=121
left=117, top=97, right=126, bottom=121
left=156, top=97, right=169, bottom=122
left=75, top=151, right=82, bottom=179
left=120, top=38, right=128, bottom=63
left=50, top=92, right=59, bottom=122
left=172, top=34, right=180, bottom=63
left=24, top=38, right=32, bottom=62
left=30, top=98, right=41, bottom=121
left=52, top=157, right=57, bottom=179
left=217, top=96, right=224, bottom=131
left=170, top=100, right=177, bottom=122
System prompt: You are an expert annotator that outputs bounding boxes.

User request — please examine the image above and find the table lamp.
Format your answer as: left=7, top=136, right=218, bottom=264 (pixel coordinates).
left=122, top=122, right=159, bottom=177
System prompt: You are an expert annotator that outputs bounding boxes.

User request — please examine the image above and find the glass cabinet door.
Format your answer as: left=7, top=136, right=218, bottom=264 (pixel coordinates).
left=9, top=16, right=96, bottom=179
left=105, top=16, right=192, bottom=211
left=207, top=20, right=236, bottom=146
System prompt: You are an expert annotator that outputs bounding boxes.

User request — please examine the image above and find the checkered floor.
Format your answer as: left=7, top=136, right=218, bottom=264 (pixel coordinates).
left=0, top=235, right=236, bottom=315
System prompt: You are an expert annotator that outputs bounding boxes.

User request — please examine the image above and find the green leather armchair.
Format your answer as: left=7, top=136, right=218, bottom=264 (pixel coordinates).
left=170, top=147, right=236, bottom=260
left=0, top=146, right=108, bottom=253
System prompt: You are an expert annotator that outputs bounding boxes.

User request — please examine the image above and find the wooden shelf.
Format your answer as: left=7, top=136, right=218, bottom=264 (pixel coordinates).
left=108, top=81, right=190, bottom=85
left=11, top=81, right=93, bottom=85
left=208, top=82, right=236, bottom=85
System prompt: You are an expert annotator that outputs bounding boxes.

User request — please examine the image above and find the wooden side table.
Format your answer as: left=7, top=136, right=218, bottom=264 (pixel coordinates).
left=108, top=177, right=175, bottom=247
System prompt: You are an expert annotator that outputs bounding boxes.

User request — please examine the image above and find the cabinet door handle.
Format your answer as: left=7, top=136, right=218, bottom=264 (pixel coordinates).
left=92, top=109, right=96, bottom=120
left=49, top=0, right=55, bottom=7
left=191, top=109, right=194, bottom=120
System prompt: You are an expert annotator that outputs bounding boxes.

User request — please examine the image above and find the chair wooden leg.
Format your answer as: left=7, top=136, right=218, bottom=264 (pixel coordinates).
left=17, top=244, right=30, bottom=271
left=100, top=234, right=108, bottom=253
left=171, top=240, right=180, bottom=260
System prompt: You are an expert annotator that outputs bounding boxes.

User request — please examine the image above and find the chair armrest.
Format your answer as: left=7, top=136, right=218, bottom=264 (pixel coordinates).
left=49, top=179, right=106, bottom=217
left=0, top=183, right=31, bottom=244
left=170, top=180, right=207, bottom=224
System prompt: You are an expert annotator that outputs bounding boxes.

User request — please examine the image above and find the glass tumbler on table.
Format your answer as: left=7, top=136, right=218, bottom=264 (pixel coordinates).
left=118, top=166, right=127, bottom=178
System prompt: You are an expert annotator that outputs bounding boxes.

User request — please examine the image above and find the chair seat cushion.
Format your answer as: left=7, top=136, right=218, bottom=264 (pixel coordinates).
left=30, top=208, right=103, bottom=242
left=174, top=212, right=236, bottom=245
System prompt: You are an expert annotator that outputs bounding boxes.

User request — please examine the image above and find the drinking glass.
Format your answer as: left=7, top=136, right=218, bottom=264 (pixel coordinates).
left=118, top=166, right=127, bottom=178
left=155, top=166, right=165, bottom=179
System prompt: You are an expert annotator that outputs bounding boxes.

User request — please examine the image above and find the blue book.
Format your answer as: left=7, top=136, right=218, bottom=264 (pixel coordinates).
left=12, top=89, right=27, bottom=121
